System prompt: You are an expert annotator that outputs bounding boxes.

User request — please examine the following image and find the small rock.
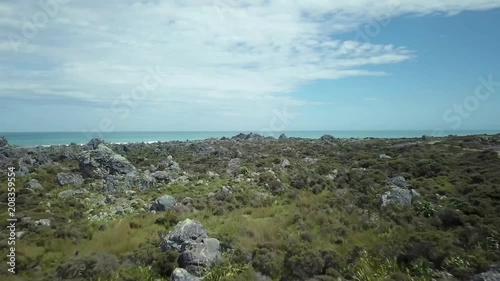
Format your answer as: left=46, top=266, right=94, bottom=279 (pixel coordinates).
left=388, top=176, right=407, bottom=189
left=281, top=159, right=290, bottom=168
left=379, top=154, right=392, bottom=159
left=303, top=157, right=318, bottom=164
left=58, top=189, right=84, bottom=200
left=16, top=231, right=26, bottom=239
left=24, top=179, right=43, bottom=191
left=207, top=171, right=219, bottom=178
left=152, top=171, right=170, bottom=182
left=35, top=219, right=51, bottom=227
left=171, top=268, right=201, bottom=281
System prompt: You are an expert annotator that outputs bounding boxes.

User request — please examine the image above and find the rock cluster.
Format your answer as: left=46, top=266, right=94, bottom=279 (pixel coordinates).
left=161, top=219, right=222, bottom=278
left=380, top=176, right=421, bottom=207
left=78, top=144, right=136, bottom=179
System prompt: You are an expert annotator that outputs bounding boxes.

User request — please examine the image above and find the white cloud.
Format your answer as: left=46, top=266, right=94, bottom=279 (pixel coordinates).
left=1, top=0, right=499, bottom=130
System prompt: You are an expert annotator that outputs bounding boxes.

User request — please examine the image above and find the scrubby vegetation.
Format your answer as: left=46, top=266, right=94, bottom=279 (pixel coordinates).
left=0, top=133, right=499, bottom=280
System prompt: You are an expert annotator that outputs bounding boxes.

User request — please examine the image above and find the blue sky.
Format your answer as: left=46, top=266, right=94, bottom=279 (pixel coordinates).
left=0, top=0, right=499, bottom=132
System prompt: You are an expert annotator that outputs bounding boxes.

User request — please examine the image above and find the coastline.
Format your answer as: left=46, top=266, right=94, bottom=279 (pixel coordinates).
left=1, top=130, right=500, bottom=148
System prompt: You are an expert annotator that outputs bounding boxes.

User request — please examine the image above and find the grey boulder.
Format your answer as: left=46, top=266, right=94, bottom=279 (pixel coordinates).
left=171, top=268, right=201, bottom=281
left=78, top=144, right=135, bottom=179
left=161, top=219, right=209, bottom=252
left=388, top=176, right=408, bottom=189
left=150, top=195, right=177, bottom=212
left=381, top=187, right=420, bottom=207
left=24, top=179, right=43, bottom=190
left=57, top=172, right=84, bottom=187
left=179, top=238, right=222, bottom=275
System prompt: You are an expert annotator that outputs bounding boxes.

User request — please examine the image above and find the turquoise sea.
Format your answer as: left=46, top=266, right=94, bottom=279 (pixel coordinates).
left=1, top=130, right=499, bottom=147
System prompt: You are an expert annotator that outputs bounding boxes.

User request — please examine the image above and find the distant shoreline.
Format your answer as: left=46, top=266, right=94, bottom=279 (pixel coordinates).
left=1, top=130, right=499, bottom=148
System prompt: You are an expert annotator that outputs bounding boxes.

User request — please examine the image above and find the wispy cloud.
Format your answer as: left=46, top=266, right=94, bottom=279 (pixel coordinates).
left=1, top=0, right=499, bottom=119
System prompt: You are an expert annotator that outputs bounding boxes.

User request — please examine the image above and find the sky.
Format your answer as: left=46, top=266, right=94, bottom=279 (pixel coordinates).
left=0, top=0, right=499, bottom=133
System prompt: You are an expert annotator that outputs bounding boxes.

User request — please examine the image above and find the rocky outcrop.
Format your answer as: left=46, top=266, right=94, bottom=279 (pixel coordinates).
left=320, top=134, right=336, bottom=142
left=231, top=132, right=266, bottom=142
left=161, top=219, right=222, bottom=276
left=0, top=136, right=8, bottom=147
left=57, top=172, right=84, bottom=187
left=278, top=134, right=288, bottom=140
left=16, top=150, right=53, bottom=176
left=78, top=144, right=135, bottom=179
left=87, top=138, right=105, bottom=150
left=150, top=195, right=176, bottom=212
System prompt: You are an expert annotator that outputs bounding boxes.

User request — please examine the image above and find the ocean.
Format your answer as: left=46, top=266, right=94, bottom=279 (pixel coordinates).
left=1, top=130, right=499, bottom=147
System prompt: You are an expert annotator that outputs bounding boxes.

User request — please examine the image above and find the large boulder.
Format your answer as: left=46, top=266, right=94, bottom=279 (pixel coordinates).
left=0, top=136, right=8, bottom=147
left=171, top=268, right=201, bottom=281
left=197, top=143, right=216, bottom=156
left=278, top=134, right=288, bottom=140
left=320, top=134, right=336, bottom=142
left=150, top=195, right=177, bottom=212
left=78, top=144, right=135, bottom=179
left=161, top=219, right=222, bottom=277
left=160, top=219, right=209, bottom=252
left=16, top=150, right=53, bottom=176
left=57, top=172, right=84, bottom=187
left=470, top=264, right=500, bottom=281
left=179, top=238, right=222, bottom=275
left=151, top=170, right=171, bottom=182
left=381, top=187, right=420, bottom=207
